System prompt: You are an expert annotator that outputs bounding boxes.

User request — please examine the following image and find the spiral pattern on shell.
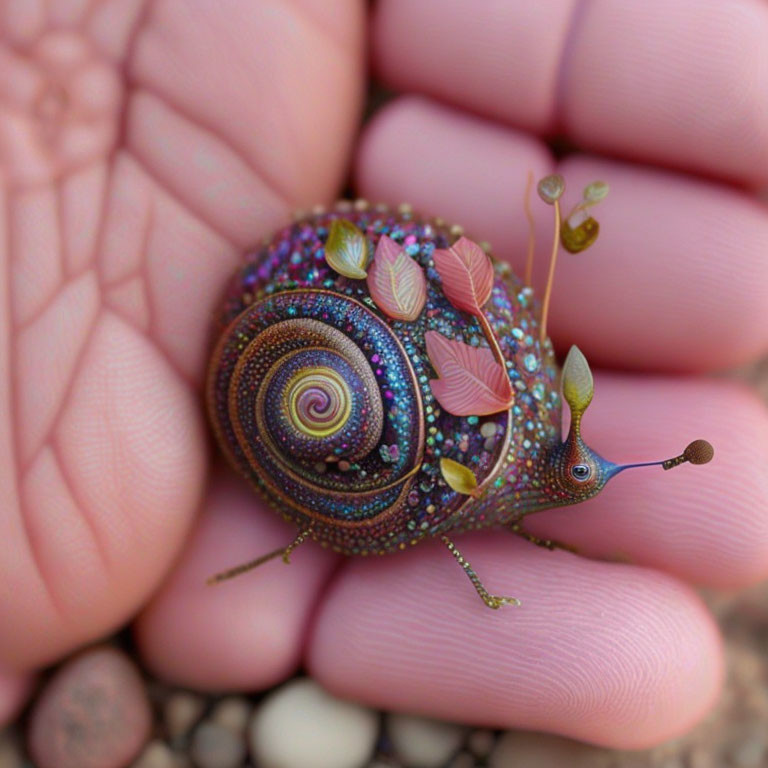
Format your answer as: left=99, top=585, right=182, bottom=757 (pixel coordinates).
left=208, top=289, right=425, bottom=524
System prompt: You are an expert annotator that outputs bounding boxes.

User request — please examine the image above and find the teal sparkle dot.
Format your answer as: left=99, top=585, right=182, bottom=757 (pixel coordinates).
left=524, top=354, right=539, bottom=372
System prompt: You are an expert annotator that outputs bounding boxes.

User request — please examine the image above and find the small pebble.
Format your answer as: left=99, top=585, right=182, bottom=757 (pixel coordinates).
left=386, top=712, right=466, bottom=768
left=448, top=751, right=476, bottom=768
left=466, top=729, right=495, bottom=758
left=190, top=721, right=245, bottom=768
left=164, top=691, right=206, bottom=743
left=249, top=677, right=378, bottom=768
left=211, top=697, right=251, bottom=735
left=490, top=731, right=614, bottom=768
left=27, top=646, right=151, bottom=768
left=130, top=740, right=184, bottom=768
left=727, top=735, right=766, bottom=767
left=654, top=758, right=685, bottom=768
left=688, top=746, right=718, bottom=768
left=0, top=729, right=24, bottom=768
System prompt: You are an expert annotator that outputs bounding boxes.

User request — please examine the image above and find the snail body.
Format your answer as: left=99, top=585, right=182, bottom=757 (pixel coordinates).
left=207, top=197, right=713, bottom=607
left=208, top=202, right=561, bottom=556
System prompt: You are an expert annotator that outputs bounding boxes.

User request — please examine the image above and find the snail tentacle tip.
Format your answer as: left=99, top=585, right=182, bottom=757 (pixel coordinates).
left=684, top=439, right=715, bottom=465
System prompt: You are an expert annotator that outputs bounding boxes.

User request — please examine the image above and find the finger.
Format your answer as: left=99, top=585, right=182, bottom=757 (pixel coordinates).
left=355, top=97, right=768, bottom=371
left=125, top=0, right=364, bottom=245
left=0, top=664, right=30, bottom=726
left=372, top=0, right=768, bottom=186
left=0, top=313, right=207, bottom=671
left=525, top=373, right=768, bottom=588
left=308, top=534, right=722, bottom=749
left=134, top=473, right=339, bottom=690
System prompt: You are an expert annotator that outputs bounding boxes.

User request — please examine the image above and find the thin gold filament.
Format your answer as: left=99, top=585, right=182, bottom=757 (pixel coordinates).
left=524, top=170, right=536, bottom=287
left=478, top=312, right=507, bottom=368
left=539, top=197, right=561, bottom=346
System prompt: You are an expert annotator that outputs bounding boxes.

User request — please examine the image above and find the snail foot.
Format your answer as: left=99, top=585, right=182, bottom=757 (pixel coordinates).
left=484, top=595, right=522, bottom=610
left=441, top=535, right=521, bottom=611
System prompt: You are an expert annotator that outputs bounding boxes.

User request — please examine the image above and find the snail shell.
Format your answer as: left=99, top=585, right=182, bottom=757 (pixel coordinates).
left=207, top=202, right=561, bottom=555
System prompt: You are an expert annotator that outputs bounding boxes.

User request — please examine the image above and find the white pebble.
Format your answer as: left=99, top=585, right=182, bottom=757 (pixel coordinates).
left=249, top=678, right=378, bottom=768
left=386, top=713, right=466, bottom=768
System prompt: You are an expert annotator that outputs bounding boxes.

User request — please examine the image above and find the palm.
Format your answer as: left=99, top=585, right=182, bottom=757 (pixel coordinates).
left=0, top=0, right=361, bottom=668
left=2, top=0, right=768, bottom=751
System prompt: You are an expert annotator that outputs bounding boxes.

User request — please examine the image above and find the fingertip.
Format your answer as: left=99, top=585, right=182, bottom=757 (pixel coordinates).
left=561, top=0, right=768, bottom=186
left=372, top=0, right=575, bottom=133
left=308, top=535, right=723, bottom=748
left=355, top=95, right=554, bottom=266
left=135, top=474, right=338, bottom=690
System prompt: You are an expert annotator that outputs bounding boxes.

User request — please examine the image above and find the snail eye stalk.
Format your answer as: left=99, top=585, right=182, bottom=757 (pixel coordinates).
left=559, top=345, right=714, bottom=486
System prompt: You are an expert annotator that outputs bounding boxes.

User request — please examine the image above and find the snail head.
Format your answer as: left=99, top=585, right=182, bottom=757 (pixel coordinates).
left=545, top=346, right=714, bottom=505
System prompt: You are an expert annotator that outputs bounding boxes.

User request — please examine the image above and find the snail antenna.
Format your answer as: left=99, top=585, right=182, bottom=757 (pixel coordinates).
left=536, top=175, right=565, bottom=345
left=615, top=440, right=715, bottom=474
left=524, top=170, right=536, bottom=287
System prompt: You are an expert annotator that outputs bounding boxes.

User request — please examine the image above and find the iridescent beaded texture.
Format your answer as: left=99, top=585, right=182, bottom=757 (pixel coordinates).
left=208, top=204, right=563, bottom=556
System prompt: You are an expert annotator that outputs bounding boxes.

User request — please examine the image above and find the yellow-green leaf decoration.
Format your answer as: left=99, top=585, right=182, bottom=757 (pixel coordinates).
left=562, top=345, right=594, bottom=416
left=440, top=457, right=481, bottom=498
left=324, top=219, right=369, bottom=279
left=561, top=216, right=599, bottom=253
left=367, top=234, right=427, bottom=321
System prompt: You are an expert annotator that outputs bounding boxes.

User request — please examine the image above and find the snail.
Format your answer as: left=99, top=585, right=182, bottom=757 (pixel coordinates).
left=206, top=178, right=714, bottom=609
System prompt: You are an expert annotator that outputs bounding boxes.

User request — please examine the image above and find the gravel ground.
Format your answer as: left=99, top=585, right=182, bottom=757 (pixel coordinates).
left=1, top=359, right=766, bottom=768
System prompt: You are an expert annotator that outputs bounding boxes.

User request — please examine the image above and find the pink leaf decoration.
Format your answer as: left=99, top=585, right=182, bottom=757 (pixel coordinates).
left=425, top=331, right=514, bottom=416
left=432, top=236, right=494, bottom=317
left=367, top=235, right=427, bottom=321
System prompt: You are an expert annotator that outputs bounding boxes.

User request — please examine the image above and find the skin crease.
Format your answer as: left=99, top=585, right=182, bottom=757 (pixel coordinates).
left=0, top=0, right=767, bottom=750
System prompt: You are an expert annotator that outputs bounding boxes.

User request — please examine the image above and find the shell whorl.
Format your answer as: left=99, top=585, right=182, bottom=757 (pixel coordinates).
left=208, top=289, right=425, bottom=526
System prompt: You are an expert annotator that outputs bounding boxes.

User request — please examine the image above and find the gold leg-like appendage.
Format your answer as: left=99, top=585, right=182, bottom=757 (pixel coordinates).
left=207, top=529, right=312, bottom=585
left=441, top=535, right=520, bottom=610
left=509, top=522, right=578, bottom=554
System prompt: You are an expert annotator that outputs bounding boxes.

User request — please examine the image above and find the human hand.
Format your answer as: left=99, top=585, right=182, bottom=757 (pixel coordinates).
left=2, top=0, right=768, bottom=751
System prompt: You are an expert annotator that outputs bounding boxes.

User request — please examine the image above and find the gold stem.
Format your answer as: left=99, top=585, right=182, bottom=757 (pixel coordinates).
left=478, top=312, right=506, bottom=368
left=539, top=198, right=561, bottom=346
left=524, top=170, right=536, bottom=287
